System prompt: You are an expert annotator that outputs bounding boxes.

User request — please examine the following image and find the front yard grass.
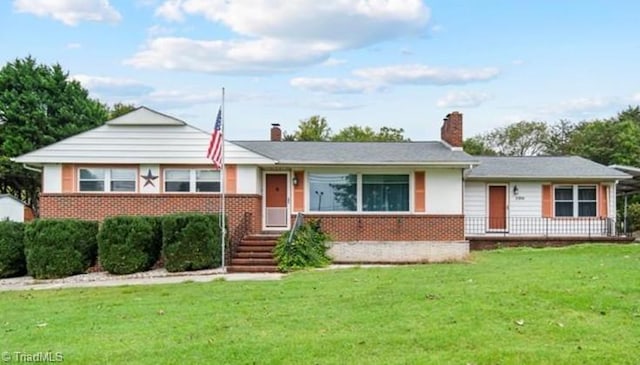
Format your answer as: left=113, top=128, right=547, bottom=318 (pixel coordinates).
left=1, top=244, right=639, bottom=364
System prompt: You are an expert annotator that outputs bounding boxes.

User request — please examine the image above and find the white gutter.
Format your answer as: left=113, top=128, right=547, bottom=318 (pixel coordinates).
left=22, top=163, right=42, bottom=173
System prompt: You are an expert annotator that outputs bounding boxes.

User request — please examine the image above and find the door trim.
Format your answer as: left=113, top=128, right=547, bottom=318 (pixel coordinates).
left=262, top=171, right=290, bottom=231
left=486, top=183, right=508, bottom=232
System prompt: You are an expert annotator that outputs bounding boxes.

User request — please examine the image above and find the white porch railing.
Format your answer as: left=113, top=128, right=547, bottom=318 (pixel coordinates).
left=465, top=216, right=616, bottom=237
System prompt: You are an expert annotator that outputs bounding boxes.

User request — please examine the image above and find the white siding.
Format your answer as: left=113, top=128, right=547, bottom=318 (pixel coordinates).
left=0, top=197, right=24, bottom=222
left=15, top=125, right=275, bottom=165
left=237, top=166, right=260, bottom=194
left=43, top=164, right=62, bottom=193
left=508, top=182, right=542, bottom=217
left=464, top=181, right=485, bottom=217
left=426, top=168, right=463, bottom=214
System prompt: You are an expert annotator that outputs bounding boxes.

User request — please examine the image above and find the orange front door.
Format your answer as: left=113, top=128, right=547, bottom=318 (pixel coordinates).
left=488, top=185, right=507, bottom=230
left=265, top=174, right=288, bottom=228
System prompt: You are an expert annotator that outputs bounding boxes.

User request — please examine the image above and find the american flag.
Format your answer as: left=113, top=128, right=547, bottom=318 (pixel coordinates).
left=207, top=107, right=223, bottom=169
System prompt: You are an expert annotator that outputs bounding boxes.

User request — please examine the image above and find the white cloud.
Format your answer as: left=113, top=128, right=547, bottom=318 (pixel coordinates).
left=66, top=42, right=82, bottom=49
left=353, top=65, right=500, bottom=85
left=157, top=0, right=429, bottom=47
left=553, top=97, right=614, bottom=114
left=13, top=0, right=121, bottom=26
left=632, top=93, right=640, bottom=102
left=292, top=64, right=500, bottom=95
left=125, top=37, right=332, bottom=74
left=154, top=0, right=183, bottom=22
left=290, top=77, right=381, bottom=94
left=322, top=58, right=347, bottom=67
left=71, top=74, right=153, bottom=97
left=512, top=59, right=525, bottom=66
left=146, top=24, right=175, bottom=37
left=138, top=0, right=429, bottom=74
left=436, top=91, right=492, bottom=108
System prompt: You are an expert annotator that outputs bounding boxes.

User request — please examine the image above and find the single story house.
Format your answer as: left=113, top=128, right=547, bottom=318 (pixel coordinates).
left=0, top=194, right=33, bottom=222
left=13, top=107, right=630, bottom=267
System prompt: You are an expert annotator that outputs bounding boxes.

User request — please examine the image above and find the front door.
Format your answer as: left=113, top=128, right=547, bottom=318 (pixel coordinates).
left=265, top=173, right=288, bottom=229
left=488, top=185, right=507, bottom=230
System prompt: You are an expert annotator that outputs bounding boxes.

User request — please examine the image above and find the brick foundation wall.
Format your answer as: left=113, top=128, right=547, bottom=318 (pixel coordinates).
left=39, top=193, right=262, bottom=247
left=300, top=214, right=465, bottom=241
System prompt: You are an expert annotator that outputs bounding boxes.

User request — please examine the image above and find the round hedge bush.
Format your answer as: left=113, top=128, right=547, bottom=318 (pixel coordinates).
left=98, top=216, right=162, bottom=275
left=0, top=221, right=26, bottom=278
left=162, top=214, right=222, bottom=272
left=24, top=219, right=98, bottom=279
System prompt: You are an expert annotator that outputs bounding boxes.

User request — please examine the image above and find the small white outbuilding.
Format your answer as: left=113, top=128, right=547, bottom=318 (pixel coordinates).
left=0, top=194, right=27, bottom=222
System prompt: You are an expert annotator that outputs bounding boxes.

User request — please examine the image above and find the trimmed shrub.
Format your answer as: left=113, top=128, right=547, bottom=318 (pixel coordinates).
left=274, top=219, right=331, bottom=272
left=98, top=216, right=163, bottom=275
left=162, top=213, right=223, bottom=272
left=24, top=219, right=99, bottom=279
left=0, top=221, right=26, bottom=278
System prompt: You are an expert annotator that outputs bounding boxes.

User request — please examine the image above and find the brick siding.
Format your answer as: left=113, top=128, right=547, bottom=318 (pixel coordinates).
left=39, top=193, right=262, bottom=246
left=39, top=194, right=465, bottom=244
left=300, top=214, right=464, bottom=241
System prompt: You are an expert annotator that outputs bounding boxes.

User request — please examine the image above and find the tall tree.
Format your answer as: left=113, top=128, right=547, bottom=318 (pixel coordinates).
left=463, top=137, right=497, bottom=155
left=544, top=119, right=576, bottom=156
left=290, top=115, right=331, bottom=141
left=332, top=125, right=409, bottom=142
left=108, top=102, right=136, bottom=119
left=570, top=117, right=640, bottom=166
left=472, top=120, right=549, bottom=156
left=617, top=105, right=640, bottom=124
left=286, top=116, right=408, bottom=142
left=0, top=56, right=109, bottom=211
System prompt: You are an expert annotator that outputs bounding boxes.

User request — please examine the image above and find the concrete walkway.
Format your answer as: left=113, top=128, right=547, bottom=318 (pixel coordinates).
left=0, top=268, right=285, bottom=292
left=0, top=264, right=397, bottom=292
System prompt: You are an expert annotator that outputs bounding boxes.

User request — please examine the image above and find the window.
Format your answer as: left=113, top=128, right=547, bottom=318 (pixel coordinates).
left=309, top=173, right=356, bottom=211
left=196, top=170, right=221, bottom=192
left=111, top=169, right=136, bottom=192
left=554, top=185, right=597, bottom=217
left=79, top=168, right=105, bottom=192
left=78, top=168, right=136, bottom=192
left=578, top=186, right=597, bottom=216
left=165, top=170, right=190, bottom=192
left=362, top=174, right=409, bottom=212
left=308, top=173, right=410, bottom=212
left=554, top=186, right=573, bottom=217
left=164, top=169, right=220, bottom=193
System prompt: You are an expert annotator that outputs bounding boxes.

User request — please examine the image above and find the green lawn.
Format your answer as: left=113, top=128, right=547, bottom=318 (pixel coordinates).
left=1, top=244, right=639, bottom=365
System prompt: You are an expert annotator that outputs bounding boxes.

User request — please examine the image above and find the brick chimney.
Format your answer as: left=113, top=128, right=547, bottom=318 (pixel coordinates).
left=270, top=123, right=282, bottom=141
left=440, top=111, right=463, bottom=148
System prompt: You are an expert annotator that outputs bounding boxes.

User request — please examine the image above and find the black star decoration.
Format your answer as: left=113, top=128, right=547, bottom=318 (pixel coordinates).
left=141, top=169, right=158, bottom=187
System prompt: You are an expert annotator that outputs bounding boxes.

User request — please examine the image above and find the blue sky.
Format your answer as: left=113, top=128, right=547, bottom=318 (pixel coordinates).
left=1, top=0, right=639, bottom=141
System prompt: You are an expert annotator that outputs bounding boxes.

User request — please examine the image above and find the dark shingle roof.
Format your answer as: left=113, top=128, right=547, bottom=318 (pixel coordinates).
left=466, top=156, right=630, bottom=180
left=231, top=141, right=477, bottom=165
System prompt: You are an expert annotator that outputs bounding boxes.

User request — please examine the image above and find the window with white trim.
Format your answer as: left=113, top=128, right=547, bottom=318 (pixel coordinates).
left=554, top=185, right=597, bottom=217
left=362, top=174, right=409, bottom=212
left=78, top=168, right=136, bottom=192
left=309, top=173, right=356, bottom=211
left=308, top=173, right=410, bottom=212
left=164, top=169, right=220, bottom=193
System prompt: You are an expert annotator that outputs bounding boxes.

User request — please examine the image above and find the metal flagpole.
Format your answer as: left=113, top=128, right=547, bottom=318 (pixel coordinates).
left=220, top=87, right=226, bottom=272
